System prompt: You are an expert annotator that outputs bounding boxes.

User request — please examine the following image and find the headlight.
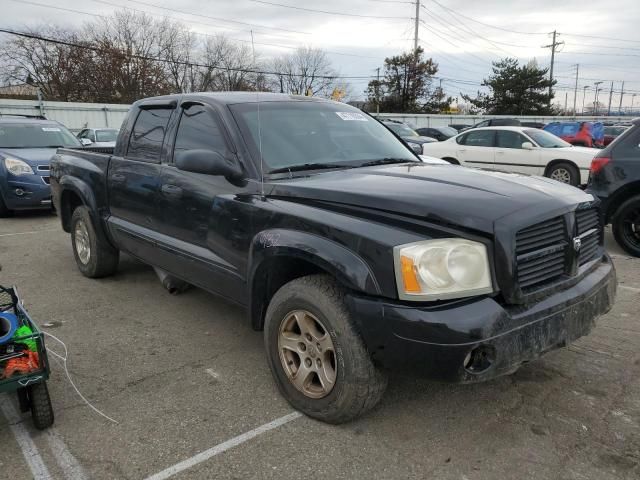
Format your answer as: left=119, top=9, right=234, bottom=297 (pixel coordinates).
left=394, top=239, right=493, bottom=301
left=4, top=157, right=33, bottom=176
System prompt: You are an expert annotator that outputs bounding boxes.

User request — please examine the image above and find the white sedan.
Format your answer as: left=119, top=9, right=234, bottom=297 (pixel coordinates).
left=421, top=126, right=599, bottom=186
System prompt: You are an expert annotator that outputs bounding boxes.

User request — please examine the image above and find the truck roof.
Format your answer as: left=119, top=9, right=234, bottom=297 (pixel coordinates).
left=134, top=91, right=339, bottom=107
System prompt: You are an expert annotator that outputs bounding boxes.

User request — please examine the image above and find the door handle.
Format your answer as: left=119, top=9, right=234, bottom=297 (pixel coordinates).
left=111, top=173, right=126, bottom=183
left=161, top=184, right=183, bottom=198
left=496, top=151, right=505, bottom=155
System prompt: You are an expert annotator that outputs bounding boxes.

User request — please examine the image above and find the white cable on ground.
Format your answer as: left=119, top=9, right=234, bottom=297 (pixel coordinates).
left=43, top=331, right=119, bottom=424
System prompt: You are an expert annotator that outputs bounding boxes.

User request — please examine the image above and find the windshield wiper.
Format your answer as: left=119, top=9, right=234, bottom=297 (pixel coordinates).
left=358, top=158, right=417, bottom=167
left=269, top=163, right=352, bottom=174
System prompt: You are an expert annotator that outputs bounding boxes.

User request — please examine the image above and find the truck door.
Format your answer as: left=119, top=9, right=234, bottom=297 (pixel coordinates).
left=154, top=102, right=248, bottom=303
left=107, top=105, right=174, bottom=262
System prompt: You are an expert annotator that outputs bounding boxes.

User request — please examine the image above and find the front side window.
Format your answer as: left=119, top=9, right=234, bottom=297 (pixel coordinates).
left=460, top=130, right=495, bottom=147
left=174, top=105, right=229, bottom=157
left=0, top=123, right=81, bottom=148
left=230, top=102, right=417, bottom=171
left=127, top=108, right=173, bottom=161
left=496, top=131, right=526, bottom=149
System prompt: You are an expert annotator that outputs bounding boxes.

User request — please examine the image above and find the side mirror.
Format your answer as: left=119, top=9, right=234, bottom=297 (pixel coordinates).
left=80, top=138, right=92, bottom=146
left=522, top=142, right=534, bottom=150
left=175, top=149, right=243, bottom=179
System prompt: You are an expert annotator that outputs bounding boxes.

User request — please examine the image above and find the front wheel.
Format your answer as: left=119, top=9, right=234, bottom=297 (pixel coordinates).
left=29, top=382, right=54, bottom=430
left=264, top=275, right=387, bottom=424
left=71, top=206, right=119, bottom=278
left=612, top=195, right=640, bottom=257
left=546, top=162, right=580, bottom=186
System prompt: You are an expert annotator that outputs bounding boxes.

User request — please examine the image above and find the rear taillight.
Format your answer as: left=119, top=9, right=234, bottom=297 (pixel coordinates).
left=590, top=157, right=610, bottom=174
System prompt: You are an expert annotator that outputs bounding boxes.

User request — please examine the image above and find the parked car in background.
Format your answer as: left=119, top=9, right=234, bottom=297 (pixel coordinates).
left=422, top=126, right=599, bottom=186
left=380, top=119, right=437, bottom=154
left=603, top=125, right=630, bottom=146
left=77, top=128, right=119, bottom=148
left=449, top=123, right=471, bottom=132
left=544, top=121, right=605, bottom=148
left=415, top=126, right=458, bottom=141
left=520, top=121, right=546, bottom=129
left=0, top=116, right=81, bottom=216
left=588, top=118, right=640, bottom=256
left=460, top=118, right=521, bottom=132
left=50, top=92, right=616, bottom=423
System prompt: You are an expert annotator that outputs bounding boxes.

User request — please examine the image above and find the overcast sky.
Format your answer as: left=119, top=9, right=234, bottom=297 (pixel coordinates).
left=2, top=0, right=639, bottom=107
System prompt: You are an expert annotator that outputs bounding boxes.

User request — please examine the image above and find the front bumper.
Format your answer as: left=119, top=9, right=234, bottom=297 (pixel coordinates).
left=1, top=175, right=52, bottom=210
left=349, top=256, right=616, bottom=383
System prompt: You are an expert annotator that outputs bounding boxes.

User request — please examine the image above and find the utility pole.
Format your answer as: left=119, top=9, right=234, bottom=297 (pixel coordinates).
left=414, top=0, right=420, bottom=52
left=564, top=92, right=568, bottom=114
left=607, top=81, right=614, bottom=116
left=572, top=64, right=579, bottom=115
left=542, top=30, right=563, bottom=105
left=618, top=81, right=625, bottom=114
left=375, top=67, right=381, bottom=115
left=594, top=81, right=603, bottom=115
left=632, top=94, right=637, bottom=115
left=582, top=86, right=589, bottom=115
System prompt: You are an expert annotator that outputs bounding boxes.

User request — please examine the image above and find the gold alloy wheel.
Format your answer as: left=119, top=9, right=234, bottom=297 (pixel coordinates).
left=278, top=310, right=337, bottom=399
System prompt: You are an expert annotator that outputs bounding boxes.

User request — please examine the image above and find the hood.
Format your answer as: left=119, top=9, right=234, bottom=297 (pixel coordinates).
left=268, top=164, right=592, bottom=234
left=0, top=148, right=58, bottom=167
left=402, top=136, right=437, bottom=144
left=562, top=146, right=599, bottom=155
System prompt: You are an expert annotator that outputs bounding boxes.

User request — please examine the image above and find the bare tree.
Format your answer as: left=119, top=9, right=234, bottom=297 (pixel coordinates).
left=198, top=36, right=259, bottom=92
left=271, top=47, right=337, bottom=97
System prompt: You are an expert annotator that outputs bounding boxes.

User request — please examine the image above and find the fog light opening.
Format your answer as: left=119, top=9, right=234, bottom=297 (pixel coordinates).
left=14, top=188, right=25, bottom=196
left=463, top=345, right=495, bottom=374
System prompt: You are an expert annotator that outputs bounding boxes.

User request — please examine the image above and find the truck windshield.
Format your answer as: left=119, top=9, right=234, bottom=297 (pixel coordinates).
left=0, top=123, right=81, bottom=148
left=229, top=101, right=417, bottom=172
left=524, top=129, right=571, bottom=148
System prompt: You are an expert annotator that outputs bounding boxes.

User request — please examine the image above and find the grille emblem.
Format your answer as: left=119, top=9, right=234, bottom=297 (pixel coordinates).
left=573, top=237, right=582, bottom=252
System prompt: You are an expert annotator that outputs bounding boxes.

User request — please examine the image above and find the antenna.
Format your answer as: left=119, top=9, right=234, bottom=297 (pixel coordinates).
left=250, top=30, right=265, bottom=199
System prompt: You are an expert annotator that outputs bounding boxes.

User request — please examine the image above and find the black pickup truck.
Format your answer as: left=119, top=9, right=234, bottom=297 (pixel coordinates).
left=51, top=93, right=616, bottom=423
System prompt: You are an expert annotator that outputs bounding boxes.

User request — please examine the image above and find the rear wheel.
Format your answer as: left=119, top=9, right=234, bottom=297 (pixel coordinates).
left=264, top=275, right=387, bottom=424
left=546, top=162, right=580, bottom=186
left=612, top=195, right=640, bottom=257
left=71, top=206, right=119, bottom=278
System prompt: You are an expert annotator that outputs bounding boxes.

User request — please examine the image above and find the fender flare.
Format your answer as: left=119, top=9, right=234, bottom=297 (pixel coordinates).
left=248, top=229, right=382, bottom=329
left=58, top=176, right=112, bottom=243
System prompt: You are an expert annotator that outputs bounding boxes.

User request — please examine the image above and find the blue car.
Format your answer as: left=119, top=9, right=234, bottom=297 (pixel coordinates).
left=0, top=117, right=81, bottom=216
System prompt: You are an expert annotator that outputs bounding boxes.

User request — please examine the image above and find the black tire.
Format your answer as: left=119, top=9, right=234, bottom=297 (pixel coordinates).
left=546, top=162, right=580, bottom=186
left=612, top=195, right=640, bottom=257
left=29, top=382, right=54, bottom=430
left=443, top=157, right=460, bottom=165
left=0, top=194, right=11, bottom=217
left=70, top=206, right=119, bottom=278
left=264, top=275, right=388, bottom=424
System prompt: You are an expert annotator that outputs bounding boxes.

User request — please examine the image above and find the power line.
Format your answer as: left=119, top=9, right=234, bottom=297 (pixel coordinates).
left=560, top=32, right=640, bottom=45
left=249, top=0, right=409, bottom=19
left=0, top=27, right=377, bottom=80
left=429, top=0, right=546, bottom=35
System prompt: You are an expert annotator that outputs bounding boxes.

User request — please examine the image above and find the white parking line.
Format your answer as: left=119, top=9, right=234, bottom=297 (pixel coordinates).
left=0, top=395, right=52, bottom=480
left=0, top=229, right=58, bottom=238
left=619, top=285, right=640, bottom=293
left=144, top=412, right=303, bottom=480
left=45, top=428, right=89, bottom=480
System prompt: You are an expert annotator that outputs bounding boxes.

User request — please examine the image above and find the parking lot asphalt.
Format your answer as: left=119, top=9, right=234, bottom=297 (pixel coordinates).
left=1, top=211, right=639, bottom=480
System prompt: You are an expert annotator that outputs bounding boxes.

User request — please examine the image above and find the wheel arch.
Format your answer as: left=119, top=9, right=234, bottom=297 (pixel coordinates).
left=544, top=159, right=583, bottom=183
left=442, top=157, right=460, bottom=165
left=606, top=182, right=640, bottom=223
left=248, top=230, right=381, bottom=331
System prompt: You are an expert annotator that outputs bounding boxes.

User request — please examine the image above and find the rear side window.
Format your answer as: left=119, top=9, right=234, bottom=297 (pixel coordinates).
left=174, top=105, right=229, bottom=156
left=613, top=127, right=640, bottom=158
left=460, top=130, right=495, bottom=147
left=127, top=108, right=173, bottom=161
left=496, top=131, right=525, bottom=149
